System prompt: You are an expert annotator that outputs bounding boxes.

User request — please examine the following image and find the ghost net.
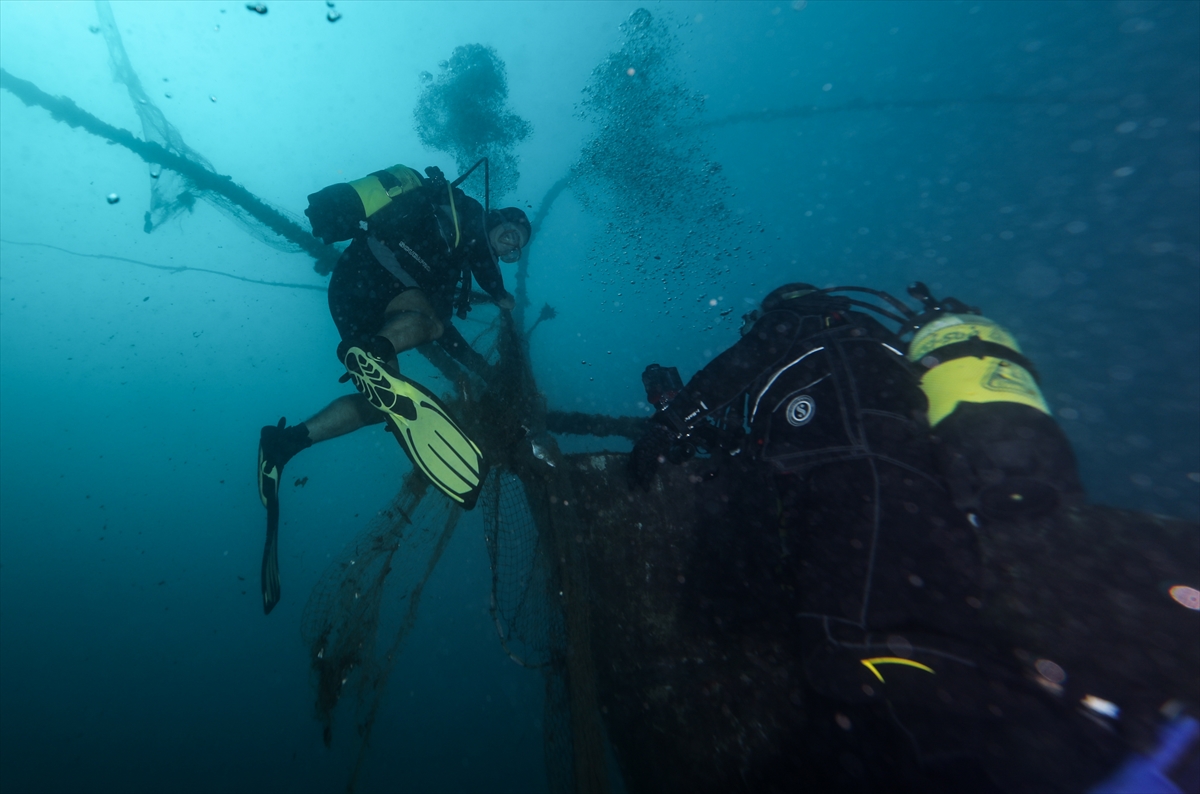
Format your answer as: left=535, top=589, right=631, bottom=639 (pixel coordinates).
left=12, top=8, right=1192, bottom=794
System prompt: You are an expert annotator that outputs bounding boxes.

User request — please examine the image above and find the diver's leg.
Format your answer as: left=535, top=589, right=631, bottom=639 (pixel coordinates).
left=303, top=394, right=384, bottom=443
left=273, top=292, right=435, bottom=457
left=377, top=289, right=444, bottom=355
left=258, top=393, right=383, bottom=497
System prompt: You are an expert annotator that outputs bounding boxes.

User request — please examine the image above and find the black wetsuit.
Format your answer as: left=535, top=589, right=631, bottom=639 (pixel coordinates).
left=326, top=183, right=509, bottom=369
left=645, top=305, right=1134, bottom=792
left=665, top=306, right=987, bottom=654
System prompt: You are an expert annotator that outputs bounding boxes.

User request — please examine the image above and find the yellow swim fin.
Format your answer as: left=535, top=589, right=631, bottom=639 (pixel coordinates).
left=342, top=344, right=486, bottom=509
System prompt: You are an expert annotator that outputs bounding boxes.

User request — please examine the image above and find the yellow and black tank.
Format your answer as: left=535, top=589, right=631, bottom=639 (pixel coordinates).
left=305, top=164, right=424, bottom=245
left=906, top=311, right=1083, bottom=520
left=908, top=313, right=1049, bottom=426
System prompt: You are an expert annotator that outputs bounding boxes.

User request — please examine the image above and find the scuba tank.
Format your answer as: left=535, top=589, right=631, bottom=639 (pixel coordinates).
left=903, top=282, right=1083, bottom=520
left=305, top=164, right=424, bottom=245
left=306, top=160, right=486, bottom=321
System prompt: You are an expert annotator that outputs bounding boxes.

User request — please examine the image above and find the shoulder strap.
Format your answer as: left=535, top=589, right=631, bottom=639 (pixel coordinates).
left=366, top=236, right=420, bottom=288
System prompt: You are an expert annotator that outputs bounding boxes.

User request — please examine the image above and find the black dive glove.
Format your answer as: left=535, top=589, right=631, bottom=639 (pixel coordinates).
left=628, top=422, right=675, bottom=490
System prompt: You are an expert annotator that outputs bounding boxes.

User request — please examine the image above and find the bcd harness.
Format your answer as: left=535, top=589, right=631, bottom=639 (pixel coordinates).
left=306, top=164, right=477, bottom=319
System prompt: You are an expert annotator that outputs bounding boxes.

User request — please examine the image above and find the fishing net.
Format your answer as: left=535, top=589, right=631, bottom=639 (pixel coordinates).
left=479, top=467, right=577, bottom=794
left=94, top=0, right=306, bottom=248
left=299, top=470, right=454, bottom=759
left=414, top=43, right=533, bottom=201
left=294, top=301, right=611, bottom=793
left=481, top=468, right=561, bottom=670
left=23, top=9, right=1193, bottom=794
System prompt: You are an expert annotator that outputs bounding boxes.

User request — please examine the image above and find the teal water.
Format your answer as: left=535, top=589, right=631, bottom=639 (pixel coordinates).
left=1, top=2, right=1196, bottom=792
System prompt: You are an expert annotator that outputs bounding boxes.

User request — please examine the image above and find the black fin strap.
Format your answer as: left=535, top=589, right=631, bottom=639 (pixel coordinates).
left=917, top=338, right=1041, bottom=383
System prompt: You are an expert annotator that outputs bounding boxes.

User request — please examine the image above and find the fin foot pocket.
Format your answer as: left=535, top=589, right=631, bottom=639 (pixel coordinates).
left=341, top=344, right=486, bottom=509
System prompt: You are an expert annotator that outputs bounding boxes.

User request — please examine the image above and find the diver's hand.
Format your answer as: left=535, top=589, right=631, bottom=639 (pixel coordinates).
left=496, top=293, right=516, bottom=311
left=628, top=423, right=674, bottom=490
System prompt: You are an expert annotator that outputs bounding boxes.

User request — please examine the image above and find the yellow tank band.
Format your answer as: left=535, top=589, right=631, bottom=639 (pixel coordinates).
left=908, top=314, right=1022, bottom=363
left=382, top=165, right=422, bottom=190
left=349, top=165, right=423, bottom=219
left=921, top=356, right=1049, bottom=426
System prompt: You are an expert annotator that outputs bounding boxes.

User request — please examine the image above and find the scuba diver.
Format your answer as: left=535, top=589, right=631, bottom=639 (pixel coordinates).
left=628, top=283, right=1198, bottom=793
left=256, top=162, right=533, bottom=614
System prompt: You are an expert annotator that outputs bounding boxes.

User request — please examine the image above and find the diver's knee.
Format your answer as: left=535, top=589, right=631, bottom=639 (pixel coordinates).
left=428, top=316, right=445, bottom=340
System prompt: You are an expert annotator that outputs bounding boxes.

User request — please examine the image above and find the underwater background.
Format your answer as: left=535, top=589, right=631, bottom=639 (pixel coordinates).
left=0, top=2, right=1196, bottom=792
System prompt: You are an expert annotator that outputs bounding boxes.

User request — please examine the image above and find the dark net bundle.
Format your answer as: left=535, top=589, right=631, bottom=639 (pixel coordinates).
left=300, top=469, right=458, bottom=760
left=574, top=8, right=751, bottom=298
left=414, top=44, right=532, bottom=199
left=299, top=310, right=594, bottom=794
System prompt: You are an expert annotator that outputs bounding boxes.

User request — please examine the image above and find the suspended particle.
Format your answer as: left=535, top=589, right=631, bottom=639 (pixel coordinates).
left=246, top=3, right=267, bottom=14
left=1034, top=658, right=1066, bottom=685
left=1081, top=694, right=1120, bottom=719
left=210, top=95, right=217, bottom=102
left=106, top=193, right=120, bottom=205
left=327, top=10, right=341, bottom=22
left=1169, top=585, right=1200, bottom=611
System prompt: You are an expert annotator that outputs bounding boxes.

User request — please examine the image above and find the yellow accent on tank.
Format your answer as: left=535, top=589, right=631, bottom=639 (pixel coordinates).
left=907, top=313, right=1022, bottom=362
left=349, top=164, right=423, bottom=219
left=920, top=357, right=1049, bottom=426
left=907, top=314, right=1050, bottom=427
left=860, top=657, right=936, bottom=683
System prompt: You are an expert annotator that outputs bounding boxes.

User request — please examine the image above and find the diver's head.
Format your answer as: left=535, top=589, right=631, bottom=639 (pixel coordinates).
left=487, top=207, right=532, bottom=263
left=740, top=282, right=820, bottom=335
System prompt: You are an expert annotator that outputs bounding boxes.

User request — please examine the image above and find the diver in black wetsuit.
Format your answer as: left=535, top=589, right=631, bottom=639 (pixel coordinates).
left=254, top=164, right=533, bottom=614
left=629, top=283, right=1198, bottom=793
left=268, top=165, right=532, bottom=475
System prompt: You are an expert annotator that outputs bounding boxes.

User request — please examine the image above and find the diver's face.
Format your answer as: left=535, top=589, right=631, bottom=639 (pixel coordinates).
left=489, top=223, right=528, bottom=263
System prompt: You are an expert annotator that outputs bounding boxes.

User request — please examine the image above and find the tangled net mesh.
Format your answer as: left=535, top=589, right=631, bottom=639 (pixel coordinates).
left=298, top=311, right=584, bottom=793
left=481, top=469, right=563, bottom=670
left=414, top=43, right=533, bottom=200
